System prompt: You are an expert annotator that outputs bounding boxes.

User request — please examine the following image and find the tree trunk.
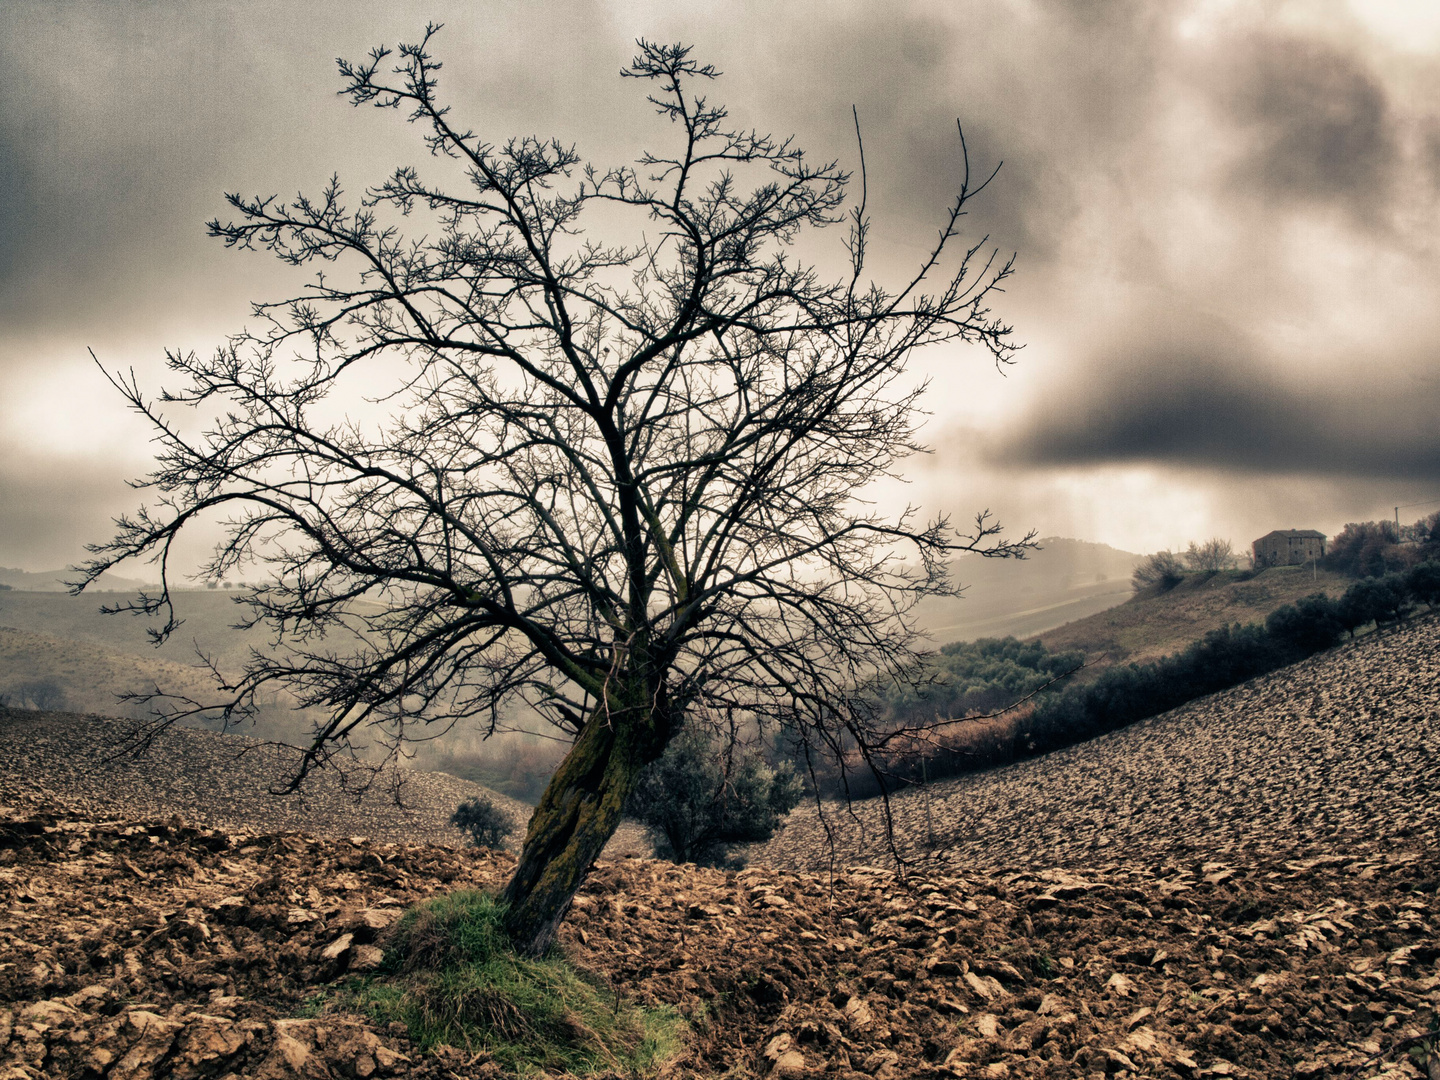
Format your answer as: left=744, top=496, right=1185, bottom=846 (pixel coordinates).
left=500, top=692, right=665, bottom=957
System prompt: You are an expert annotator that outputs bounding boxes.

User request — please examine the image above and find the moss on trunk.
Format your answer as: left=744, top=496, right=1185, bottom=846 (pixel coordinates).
left=500, top=688, right=665, bottom=957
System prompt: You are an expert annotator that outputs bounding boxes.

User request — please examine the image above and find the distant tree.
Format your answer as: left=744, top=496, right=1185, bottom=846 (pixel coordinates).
left=79, top=29, right=1029, bottom=956
left=1323, top=521, right=1405, bottom=578
left=1184, top=537, right=1237, bottom=573
left=4, top=678, right=68, bottom=712
left=1337, top=574, right=1410, bottom=631
left=1265, top=594, right=1344, bottom=653
left=880, top=636, right=1083, bottom=721
left=1405, top=560, right=1440, bottom=608
left=1415, top=512, right=1440, bottom=562
left=451, top=795, right=516, bottom=850
left=627, top=726, right=803, bottom=867
left=1132, top=550, right=1184, bottom=591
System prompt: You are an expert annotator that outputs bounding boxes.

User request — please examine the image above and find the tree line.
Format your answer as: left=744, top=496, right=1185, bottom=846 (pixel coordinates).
left=855, top=558, right=1440, bottom=795
left=1322, top=514, right=1440, bottom=579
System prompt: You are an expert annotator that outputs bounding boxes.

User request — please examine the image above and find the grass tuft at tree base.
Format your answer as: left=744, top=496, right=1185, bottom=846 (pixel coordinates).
left=339, top=890, right=684, bottom=1075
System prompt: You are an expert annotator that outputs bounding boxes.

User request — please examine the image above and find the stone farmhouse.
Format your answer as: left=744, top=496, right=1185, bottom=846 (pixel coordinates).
left=1252, top=529, right=1326, bottom=568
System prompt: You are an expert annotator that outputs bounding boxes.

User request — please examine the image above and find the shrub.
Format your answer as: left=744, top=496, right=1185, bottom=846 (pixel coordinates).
left=0, top=678, right=68, bottom=712
left=815, top=637, right=1085, bottom=796
left=350, top=890, right=682, bottom=1072
left=1265, top=594, right=1345, bottom=653
left=450, top=796, right=516, bottom=850
left=1132, top=550, right=1184, bottom=591
left=882, top=637, right=1084, bottom=724
left=1025, top=622, right=1299, bottom=755
left=1337, top=574, right=1411, bottom=630
left=1405, top=560, right=1440, bottom=607
left=431, top=735, right=568, bottom=804
left=883, top=561, right=1430, bottom=785
left=627, top=727, right=803, bottom=868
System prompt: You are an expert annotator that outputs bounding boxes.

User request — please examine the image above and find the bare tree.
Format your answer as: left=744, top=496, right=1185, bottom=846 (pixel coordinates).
left=79, top=29, right=1029, bottom=956
left=1184, top=537, right=1236, bottom=573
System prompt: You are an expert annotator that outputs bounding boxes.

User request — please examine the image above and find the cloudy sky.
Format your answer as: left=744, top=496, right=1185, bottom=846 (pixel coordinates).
left=3, top=0, right=1439, bottom=573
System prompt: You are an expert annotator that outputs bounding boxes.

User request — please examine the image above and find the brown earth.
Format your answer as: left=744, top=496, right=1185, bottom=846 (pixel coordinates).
left=755, top=612, right=1440, bottom=876
left=1, top=810, right=1436, bottom=1080
left=1, top=618, right=1438, bottom=1078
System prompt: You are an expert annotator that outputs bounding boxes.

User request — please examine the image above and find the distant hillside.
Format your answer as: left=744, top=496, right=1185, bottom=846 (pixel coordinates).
left=0, top=566, right=157, bottom=593
left=0, top=624, right=322, bottom=742
left=1036, top=564, right=1353, bottom=665
left=0, top=587, right=303, bottom=672
left=0, top=625, right=217, bottom=717
left=757, top=609, right=1440, bottom=874
left=6, top=539, right=1141, bottom=657
left=914, top=537, right=1141, bottom=643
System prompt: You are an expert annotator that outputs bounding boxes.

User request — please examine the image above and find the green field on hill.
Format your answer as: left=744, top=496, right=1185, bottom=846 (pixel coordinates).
left=1034, top=564, right=1352, bottom=665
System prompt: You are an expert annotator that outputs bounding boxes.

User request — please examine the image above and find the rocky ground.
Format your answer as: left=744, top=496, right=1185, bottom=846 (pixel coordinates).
left=0, top=710, right=531, bottom=849
left=1, top=810, right=1436, bottom=1079
left=1, top=617, right=1438, bottom=1078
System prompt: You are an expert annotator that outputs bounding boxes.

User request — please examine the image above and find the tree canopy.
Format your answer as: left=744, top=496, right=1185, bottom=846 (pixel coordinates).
left=81, top=28, right=1028, bottom=955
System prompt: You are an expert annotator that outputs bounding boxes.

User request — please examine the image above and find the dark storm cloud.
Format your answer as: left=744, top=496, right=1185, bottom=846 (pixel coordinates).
left=1000, top=315, right=1440, bottom=480
left=1217, top=33, right=1399, bottom=217
left=736, top=0, right=1174, bottom=263
left=0, top=4, right=278, bottom=332
left=0, top=1, right=632, bottom=338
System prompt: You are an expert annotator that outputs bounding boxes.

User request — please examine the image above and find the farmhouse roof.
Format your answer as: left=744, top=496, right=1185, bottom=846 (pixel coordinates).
left=1256, top=529, right=1326, bottom=541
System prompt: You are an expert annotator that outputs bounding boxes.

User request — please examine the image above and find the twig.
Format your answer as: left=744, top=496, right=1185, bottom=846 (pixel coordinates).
left=1343, top=1026, right=1440, bottom=1080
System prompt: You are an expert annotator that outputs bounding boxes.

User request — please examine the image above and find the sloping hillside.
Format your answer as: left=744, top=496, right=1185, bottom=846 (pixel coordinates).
left=0, top=627, right=219, bottom=719
left=914, top=538, right=1141, bottom=643
left=0, top=588, right=286, bottom=671
left=0, top=707, right=529, bottom=846
left=1034, top=565, right=1352, bottom=665
left=756, top=611, right=1440, bottom=874
left=2, top=618, right=1437, bottom=1078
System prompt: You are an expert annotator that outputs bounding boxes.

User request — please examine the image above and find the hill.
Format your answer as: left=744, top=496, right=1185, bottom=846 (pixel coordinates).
left=915, top=538, right=1142, bottom=643
left=0, top=589, right=371, bottom=741
left=0, top=707, right=530, bottom=846
left=2, top=608, right=1437, bottom=1078
left=1034, top=564, right=1352, bottom=665
left=756, top=611, right=1440, bottom=874
left=0, top=626, right=221, bottom=719
left=0, top=588, right=285, bottom=672
left=0, top=566, right=156, bottom=593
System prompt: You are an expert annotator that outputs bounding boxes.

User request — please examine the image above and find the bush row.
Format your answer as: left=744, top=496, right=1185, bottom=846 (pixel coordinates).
left=844, top=560, right=1440, bottom=797
left=1016, top=559, right=1440, bottom=763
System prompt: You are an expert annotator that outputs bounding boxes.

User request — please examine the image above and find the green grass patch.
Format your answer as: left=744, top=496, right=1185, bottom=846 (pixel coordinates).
left=337, top=890, right=684, bottom=1076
